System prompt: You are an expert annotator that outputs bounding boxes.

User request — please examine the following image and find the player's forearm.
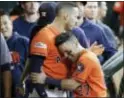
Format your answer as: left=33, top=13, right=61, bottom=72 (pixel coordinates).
left=3, top=70, right=12, bottom=98
left=20, top=55, right=44, bottom=83
left=45, top=77, right=80, bottom=90
left=1, top=63, right=12, bottom=98
left=61, top=79, right=81, bottom=90
left=44, top=77, right=81, bottom=90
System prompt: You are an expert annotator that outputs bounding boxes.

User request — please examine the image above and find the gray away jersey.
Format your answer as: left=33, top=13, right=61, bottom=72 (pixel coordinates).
left=0, top=33, right=12, bottom=65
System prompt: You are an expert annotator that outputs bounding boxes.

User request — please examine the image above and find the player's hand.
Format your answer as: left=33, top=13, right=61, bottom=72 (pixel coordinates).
left=30, top=70, right=47, bottom=84
left=89, top=41, right=105, bottom=56
left=10, top=51, right=20, bottom=64
left=61, top=79, right=81, bottom=90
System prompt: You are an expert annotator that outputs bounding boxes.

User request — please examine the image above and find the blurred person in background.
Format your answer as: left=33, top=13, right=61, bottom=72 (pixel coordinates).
left=97, top=2, right=118, bottom=49
left=113, top=1, right=124, bottom=46
left=10, top=2, right=24, bottom=21
left=0, top=33, right=12, bottom=98
left=0, top=9, right=29, bottom=97
left=113, top=3, right=124, bottom=97
left=78, top=1, right=117, bottom=64
left=97, top=4, right=123, bottom=94
left=13, top=1, right=40, bottom=38
left=77, top=1, right=106, bottom=55
left=79, top=1, right=117, bottom=98
left=97, top=2, right=108, bottom=22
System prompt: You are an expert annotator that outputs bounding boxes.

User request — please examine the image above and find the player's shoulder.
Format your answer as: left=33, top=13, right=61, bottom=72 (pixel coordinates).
left=32, top=25, right=54, bottom=41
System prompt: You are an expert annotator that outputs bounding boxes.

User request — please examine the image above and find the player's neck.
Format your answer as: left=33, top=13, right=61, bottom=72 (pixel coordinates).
left=51, top=17, right=66, bottom=33
left=24, top=13, right=39, bottom=23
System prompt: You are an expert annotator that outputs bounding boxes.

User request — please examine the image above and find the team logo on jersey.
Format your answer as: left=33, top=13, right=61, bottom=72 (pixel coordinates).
left=56, top=56, right=61, bottom=63
left=76, top=62, right=84, bottom=72
left=34, top=42, right=47, bottom=49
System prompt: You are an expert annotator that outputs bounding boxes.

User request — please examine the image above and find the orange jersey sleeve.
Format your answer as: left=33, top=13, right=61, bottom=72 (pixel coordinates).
left=30, top=29, right=49, bottom=57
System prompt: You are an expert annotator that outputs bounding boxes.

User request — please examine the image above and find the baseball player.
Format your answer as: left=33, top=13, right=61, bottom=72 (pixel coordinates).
left=0, top=10, right=29, bottom=97
left=20, top=2, right=81, bottom=98
left=55, top=32, right=107, bottom=97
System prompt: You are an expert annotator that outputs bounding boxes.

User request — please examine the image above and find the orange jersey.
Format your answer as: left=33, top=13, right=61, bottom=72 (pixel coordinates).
left=72, top=49, right=107, bottom=97
left=30, top=25, right=68, bottom=79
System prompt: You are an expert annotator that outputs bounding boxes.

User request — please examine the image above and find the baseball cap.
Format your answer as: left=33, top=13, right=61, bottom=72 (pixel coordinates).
left=39, top=2, right=57, bottom=23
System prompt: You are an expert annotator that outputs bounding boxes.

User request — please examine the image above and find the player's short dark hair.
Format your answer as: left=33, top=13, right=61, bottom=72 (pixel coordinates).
left=55, top=2, right=77, bottom=16
left=55, top=31, right=77, bottom=47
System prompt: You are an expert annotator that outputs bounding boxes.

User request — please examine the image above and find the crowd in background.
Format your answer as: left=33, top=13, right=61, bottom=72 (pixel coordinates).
left=0, top=1, right=123, bottom=98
